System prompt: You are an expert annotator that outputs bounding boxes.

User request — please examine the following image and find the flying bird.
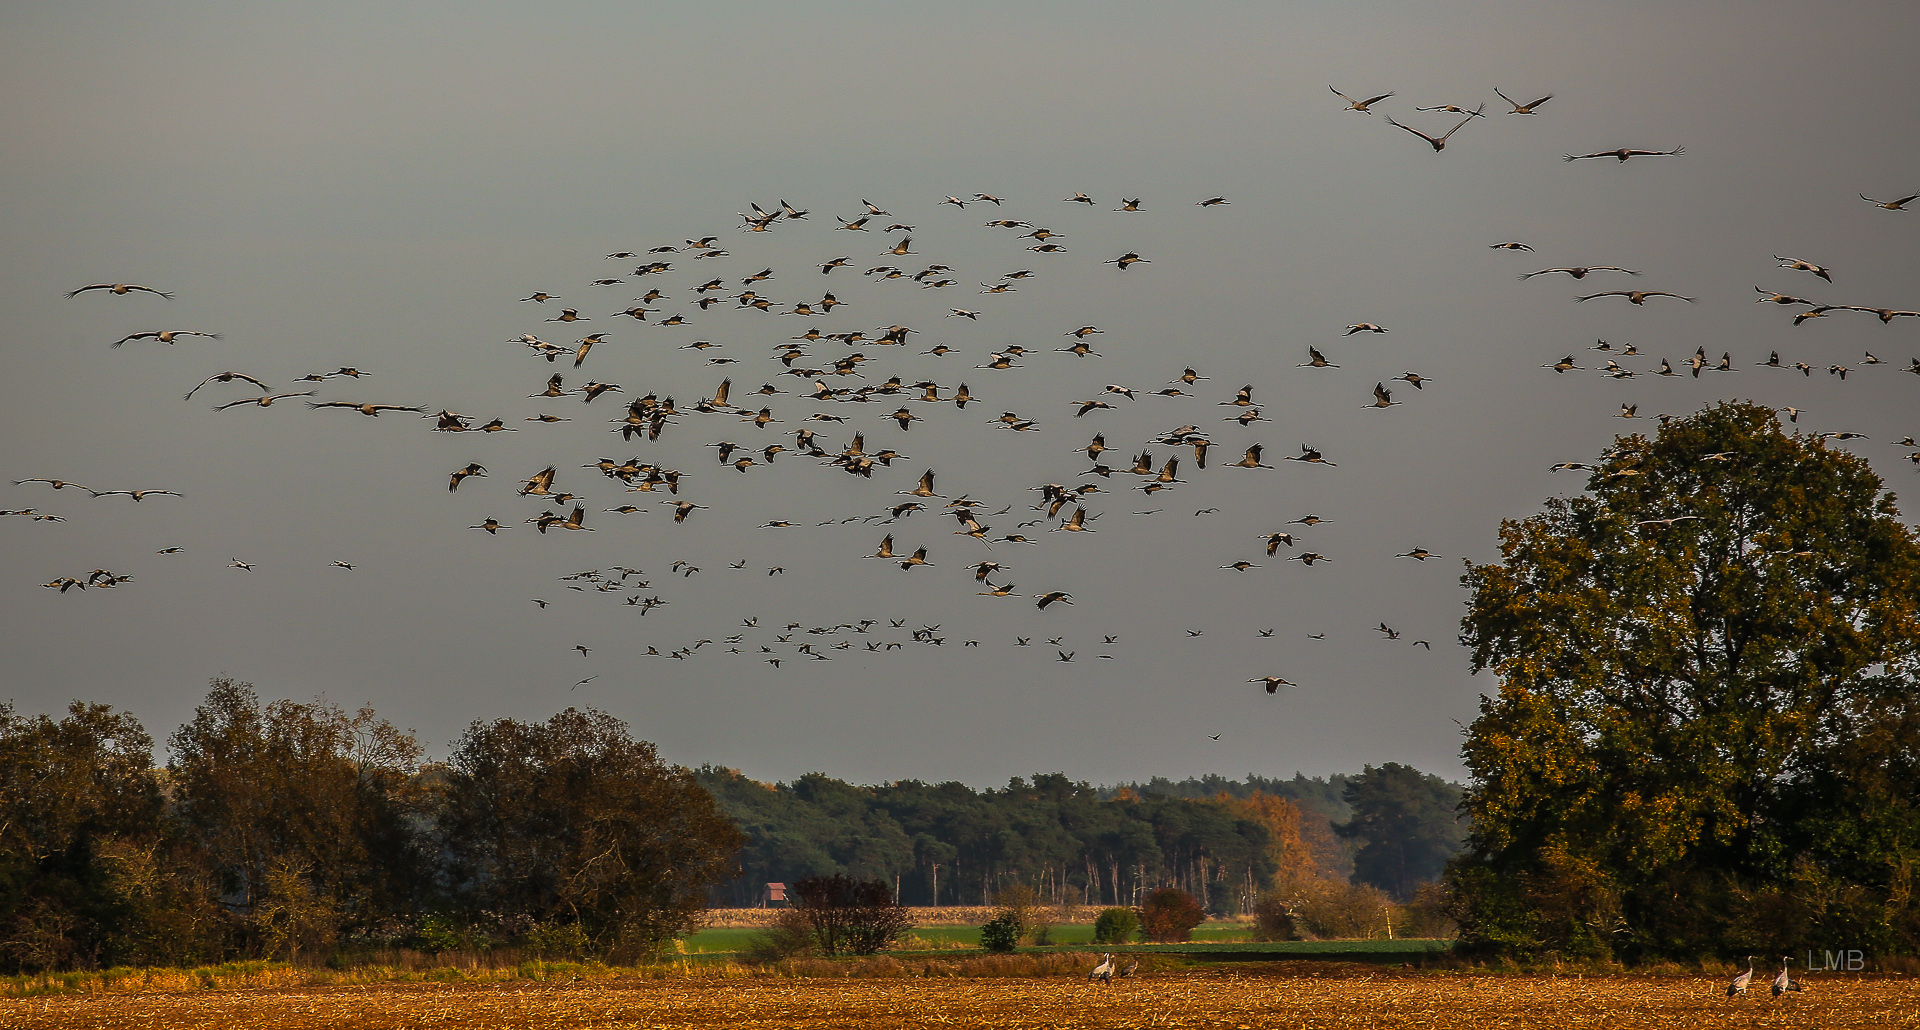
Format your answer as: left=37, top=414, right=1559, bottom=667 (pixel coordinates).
left=1576, top=291, right=1695, bottom=304
left=1562, top=146, right=1683, bottom=162
left=213, top=391, right=315, bottom=410
left=111, top=329, right=219, bottom=347
left=1860, top=192, right=1919, bottom=211
left=1230, top=445, right=1272, bottom=469
left=1330, top=86, right=1394, bottom=113
left=308, top=402, right=425, bottom=417
left=1383, top=109, right=1479, bottom=151
left=183, top=371, right=271, bottom=400
left=1493, top=87, right=1553, bottom=114
left=1755, top=286, right=1820, bottom=307
left=1519, top=266, right=1640, bottom=280
left=87, top=489, right=181, bottom=502
left=1774, top=255, right=1833, bottom=282
left=1284, top=444, right=1337, bottom=466
left=449, top=463, right=488, bottom=491
left=897, top=546, right=934, bottom=570
left=67, top=283, right=172, bottom=299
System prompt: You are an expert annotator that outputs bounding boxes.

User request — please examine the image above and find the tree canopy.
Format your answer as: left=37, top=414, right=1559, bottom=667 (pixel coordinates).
left=0, top=683, right=745, bottom=973
left=0, top=701, right=169, bottom=971
left=694, top=767, right=1458, bottom=915
left=438, top=708, right=744, bottom=961
left=1337, top=763, right=1465, bottom=900
left=1451, top=401, right=1920, bottom=960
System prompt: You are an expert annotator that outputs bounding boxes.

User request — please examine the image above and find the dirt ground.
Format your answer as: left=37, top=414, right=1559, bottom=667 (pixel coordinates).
left=2, top=968, right=1911, bottom=1029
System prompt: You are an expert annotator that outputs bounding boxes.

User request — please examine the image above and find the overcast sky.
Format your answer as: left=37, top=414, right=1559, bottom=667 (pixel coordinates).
left=3, top=1, right=1916, bottom=788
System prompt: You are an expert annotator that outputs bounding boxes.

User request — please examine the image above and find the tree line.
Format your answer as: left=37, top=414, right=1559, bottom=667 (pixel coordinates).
left=0, top=680, right=742, bottom=973
left=1, top=675, right=1468, bottom=974
left=694, top=763, right=1466, bottom=912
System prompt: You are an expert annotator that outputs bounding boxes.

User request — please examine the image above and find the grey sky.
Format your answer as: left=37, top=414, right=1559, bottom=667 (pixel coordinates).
left=4, top=1, right=1917, bottom=788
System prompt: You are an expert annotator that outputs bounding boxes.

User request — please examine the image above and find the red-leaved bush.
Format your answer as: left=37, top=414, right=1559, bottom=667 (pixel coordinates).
left=1138, top=888, right=1205, bottom=943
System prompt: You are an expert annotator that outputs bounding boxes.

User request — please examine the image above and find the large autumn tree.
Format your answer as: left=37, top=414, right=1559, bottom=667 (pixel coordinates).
left=167, top=679, right=425, bottom=960
left=0, top=702, right=198, bottom=971
left=436, top=708, right=743, bottom=961
left=1452, top=401, right=1920, bottom=961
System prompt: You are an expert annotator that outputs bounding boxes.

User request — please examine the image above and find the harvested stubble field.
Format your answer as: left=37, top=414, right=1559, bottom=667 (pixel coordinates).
left=2, top=965, right=1911, bottom=1029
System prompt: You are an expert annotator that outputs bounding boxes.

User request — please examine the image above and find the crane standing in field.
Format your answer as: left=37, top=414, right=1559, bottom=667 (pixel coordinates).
left=1773, top=958, right=1805, bottom=998
left=1089, top=953, right=1114, bottom=982
left=1727, top=956, right=1755, bottom=997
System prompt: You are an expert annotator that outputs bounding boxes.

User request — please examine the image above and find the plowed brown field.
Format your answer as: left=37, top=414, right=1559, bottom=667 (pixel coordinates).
left=3, top=967, right=1910, bottom=1029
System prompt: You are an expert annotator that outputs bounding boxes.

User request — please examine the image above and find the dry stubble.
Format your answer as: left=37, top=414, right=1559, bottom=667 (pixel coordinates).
left=2, top=966, right=1912, bottom=1029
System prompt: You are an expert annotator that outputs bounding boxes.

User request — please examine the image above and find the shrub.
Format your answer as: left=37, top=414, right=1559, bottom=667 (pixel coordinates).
left=1397, top=882, right=1459, bottom=939
left=1138, top=889, right=1204, bottom=943
left=789, top=874, right=914, bottom=956
left=1091, top=907, right=1140, bottom=945
left=417, top=914, right=489, bottom=953
left=993, top=885, right=1057, bottom=945
left=520, top=920, right=589, bottom=960
left=1294, top=880, right=1394, bottom=939
left=741, top=908, right=816, bottom=963
left=1250, top=893, right=1298, bottom=942
left=978, top=913, right=1020, bottom=953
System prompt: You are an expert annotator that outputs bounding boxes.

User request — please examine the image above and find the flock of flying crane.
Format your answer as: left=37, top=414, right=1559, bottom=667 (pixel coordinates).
left=16, top=83, right=1917, bottom=723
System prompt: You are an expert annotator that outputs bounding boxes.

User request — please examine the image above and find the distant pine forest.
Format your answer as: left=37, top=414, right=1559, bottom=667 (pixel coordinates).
left=697, top=767, right=1464, bottom=911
